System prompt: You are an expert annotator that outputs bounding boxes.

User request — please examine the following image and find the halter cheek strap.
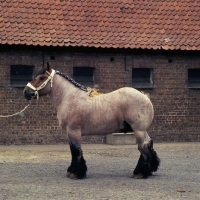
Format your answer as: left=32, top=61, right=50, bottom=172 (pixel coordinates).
left=26, top=69, right=56, bottom=100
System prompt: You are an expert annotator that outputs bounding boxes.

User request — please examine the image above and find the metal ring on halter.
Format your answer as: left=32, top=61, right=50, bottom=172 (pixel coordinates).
left=26, top=69, right=56, bottom=100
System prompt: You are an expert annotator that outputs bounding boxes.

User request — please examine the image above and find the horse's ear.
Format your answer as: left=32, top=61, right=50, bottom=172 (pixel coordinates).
left=46, top=62, right=51, bottom=72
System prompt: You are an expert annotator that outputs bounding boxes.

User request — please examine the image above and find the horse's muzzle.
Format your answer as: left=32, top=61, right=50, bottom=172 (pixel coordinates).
left=23, top=88, right=35, bottom=100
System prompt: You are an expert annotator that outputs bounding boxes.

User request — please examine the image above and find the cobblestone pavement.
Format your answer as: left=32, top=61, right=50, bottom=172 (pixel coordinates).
left=0, top=143, right=199, bottom=200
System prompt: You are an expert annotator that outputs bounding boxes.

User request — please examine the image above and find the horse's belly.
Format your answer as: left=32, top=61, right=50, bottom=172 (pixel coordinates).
left=81, top=115, right=122, bottom=136
left=82, top=126, right=118, bottom=136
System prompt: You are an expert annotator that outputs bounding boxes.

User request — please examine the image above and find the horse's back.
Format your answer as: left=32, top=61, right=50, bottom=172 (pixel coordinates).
left=90, top=87, right=153, bottom=115
left=109, top=87, right=152, bottom=108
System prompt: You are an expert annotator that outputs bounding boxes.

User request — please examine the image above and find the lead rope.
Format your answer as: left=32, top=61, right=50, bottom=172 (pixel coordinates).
left=0, top=103, right=30, bottom=118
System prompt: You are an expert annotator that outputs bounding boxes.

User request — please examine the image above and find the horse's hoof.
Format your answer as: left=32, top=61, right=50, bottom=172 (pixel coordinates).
left=132, top=174, right=144, bottom=179
left=66, top=172, right=71, bottom=177
left=69, top=173, right=78, bottom=180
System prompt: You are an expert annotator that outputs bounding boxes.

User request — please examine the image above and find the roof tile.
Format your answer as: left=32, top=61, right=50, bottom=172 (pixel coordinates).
left=0, top=0, right=200, bottom=50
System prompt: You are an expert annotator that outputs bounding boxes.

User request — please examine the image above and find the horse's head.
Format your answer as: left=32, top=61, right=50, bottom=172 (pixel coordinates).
left=23, top=63, right=55, bottom=100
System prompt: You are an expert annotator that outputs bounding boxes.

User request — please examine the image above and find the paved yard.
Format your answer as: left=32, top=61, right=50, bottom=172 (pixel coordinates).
left=0, top=143, right=199, bottom=200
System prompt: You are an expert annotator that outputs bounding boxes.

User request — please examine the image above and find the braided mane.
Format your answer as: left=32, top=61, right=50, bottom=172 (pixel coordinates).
left=56, top=71, right=88, bottom=92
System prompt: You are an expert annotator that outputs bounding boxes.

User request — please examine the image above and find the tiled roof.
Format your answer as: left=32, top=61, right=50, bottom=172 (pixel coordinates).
left=0, top=0, right=200, bottom=50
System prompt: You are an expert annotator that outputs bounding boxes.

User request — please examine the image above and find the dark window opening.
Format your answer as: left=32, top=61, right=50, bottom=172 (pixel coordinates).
left=188, top=69, right=200, bottom=87
left=132, top=68, right=153, bottom=88
left=10, top=65, right=34, bottom=87
left=73, top=67, right=94, bottom=87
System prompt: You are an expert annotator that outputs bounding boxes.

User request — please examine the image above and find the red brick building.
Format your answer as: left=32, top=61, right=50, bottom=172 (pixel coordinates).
left=0, top=0, right=200, bottom=144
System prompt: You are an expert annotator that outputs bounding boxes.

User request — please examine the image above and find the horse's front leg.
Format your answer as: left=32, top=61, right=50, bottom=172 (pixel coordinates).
left=133, top=131, right=160, bottom=179
left=66, top=131, right=87, bottom=179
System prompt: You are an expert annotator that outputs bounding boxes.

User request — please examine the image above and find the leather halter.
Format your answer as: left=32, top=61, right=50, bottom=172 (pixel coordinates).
left=26, top=69, right=56, bottom=100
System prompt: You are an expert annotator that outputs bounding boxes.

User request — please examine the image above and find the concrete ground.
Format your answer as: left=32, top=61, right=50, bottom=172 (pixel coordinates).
left=0, top=143, right=199, bottom=200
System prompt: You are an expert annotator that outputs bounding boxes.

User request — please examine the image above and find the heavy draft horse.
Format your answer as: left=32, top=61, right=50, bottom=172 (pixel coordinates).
left=24, top=63, right=160, bottom=179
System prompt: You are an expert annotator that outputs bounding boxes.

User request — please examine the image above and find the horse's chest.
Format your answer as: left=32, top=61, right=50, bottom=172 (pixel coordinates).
left=56, top=107, right=84, bottom=128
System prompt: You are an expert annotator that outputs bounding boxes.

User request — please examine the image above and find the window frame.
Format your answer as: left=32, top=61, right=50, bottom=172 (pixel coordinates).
left=188, top=68, right=200, bottom=88
left=73, top=67, right=95, bottom=87
left=132, top=68, right=153, bottom=88
left=10, top=65, right=34, bottom=87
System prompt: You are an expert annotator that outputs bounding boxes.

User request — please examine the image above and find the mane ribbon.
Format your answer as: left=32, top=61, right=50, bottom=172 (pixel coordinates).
left=26, top=69, right=56, bottom=100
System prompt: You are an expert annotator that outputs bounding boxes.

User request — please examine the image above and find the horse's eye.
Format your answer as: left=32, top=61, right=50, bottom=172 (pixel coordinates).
left=40, top=77, right=45, bottom=81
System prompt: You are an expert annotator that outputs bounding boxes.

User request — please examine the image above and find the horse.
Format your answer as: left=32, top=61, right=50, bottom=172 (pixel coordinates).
left=23, top=63, right=160, bottom=179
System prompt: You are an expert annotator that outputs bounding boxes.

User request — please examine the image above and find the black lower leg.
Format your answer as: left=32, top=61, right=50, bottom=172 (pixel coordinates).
left=133, top=140, right=160, bottom=178
left=148, top=140, right=160, bottom=172
left=67, top=143, right=87, bottom=179
left=133, top=153, right=152, bottom=178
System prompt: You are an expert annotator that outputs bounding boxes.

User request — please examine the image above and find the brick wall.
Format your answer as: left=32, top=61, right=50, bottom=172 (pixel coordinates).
left=0, top=45, right=200, bottom=144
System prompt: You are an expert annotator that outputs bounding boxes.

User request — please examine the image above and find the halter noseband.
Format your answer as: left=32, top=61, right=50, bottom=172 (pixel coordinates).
left=26, top=69, right=56, bottom=100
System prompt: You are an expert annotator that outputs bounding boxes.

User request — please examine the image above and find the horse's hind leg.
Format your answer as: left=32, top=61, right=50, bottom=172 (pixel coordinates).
left=133, top=130, right=160, bottom=178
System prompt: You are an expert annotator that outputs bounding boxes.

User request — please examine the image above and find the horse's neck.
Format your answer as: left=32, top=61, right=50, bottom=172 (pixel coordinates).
left=50, top=74, right=85, bottom=109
